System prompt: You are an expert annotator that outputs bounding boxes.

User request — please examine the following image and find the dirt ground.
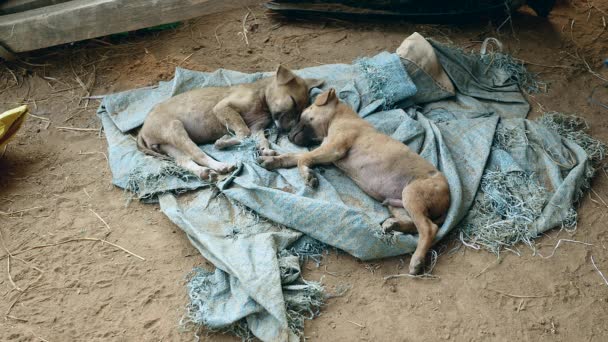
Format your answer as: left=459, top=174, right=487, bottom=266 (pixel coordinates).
left=1, top=1, right=608, bottom=341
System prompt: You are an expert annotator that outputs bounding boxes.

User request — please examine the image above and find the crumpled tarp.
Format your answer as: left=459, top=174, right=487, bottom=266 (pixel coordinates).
left=97, top=41, right=599, bottom=341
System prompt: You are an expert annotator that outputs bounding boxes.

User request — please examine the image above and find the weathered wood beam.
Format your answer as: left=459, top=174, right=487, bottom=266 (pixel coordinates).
left=0, top=0, right=71, bottom=15
left=0, top=0, right=262, bottom=53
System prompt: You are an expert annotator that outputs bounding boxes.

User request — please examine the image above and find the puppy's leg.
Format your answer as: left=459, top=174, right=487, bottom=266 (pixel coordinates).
left=294, top=142, right=349, bottom=187
left=160, top=145, right=217, bottom=181
left=402, top=180, right=440, bottom=275
left=213, top=101, right=251, bottom=150
left=165, top=120, right=235, bottom=174
left=253, top=130, right=277, bottom=156
left=258, top=152, right=299, bottom=169
left=259, top=139, right=348, bottom=187
left=382, top=207, right=417, bottom=234
left=251, top=119, right=276, bottom=156
left=214, top=135, right=242, bottom=150
left=381, top=198, right=404, bottom=208
left=259, top=150, right=319, bottom=187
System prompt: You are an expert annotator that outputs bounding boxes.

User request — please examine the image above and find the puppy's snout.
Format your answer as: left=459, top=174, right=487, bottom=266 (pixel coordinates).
left=288, top=122, right=314, bottom=146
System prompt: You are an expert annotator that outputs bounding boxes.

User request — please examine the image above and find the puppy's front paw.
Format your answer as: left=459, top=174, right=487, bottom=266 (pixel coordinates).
left=381, top=218, right=400, bottom=233
left=214, top=162, right=236, bottom=174
left=257, top=155, right=281, bottom=170
left=215, top=135, right=241, bottom=150
left=303, top=171, right=318, bottom=188
left=258, top=147, right=278, bottom=157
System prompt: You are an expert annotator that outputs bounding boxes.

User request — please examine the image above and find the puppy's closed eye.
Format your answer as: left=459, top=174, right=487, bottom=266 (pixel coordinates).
left=289, top=95, right=296, bottom=108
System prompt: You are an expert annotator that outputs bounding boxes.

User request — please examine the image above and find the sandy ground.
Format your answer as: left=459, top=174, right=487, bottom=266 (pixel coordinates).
left=1, top=1, right=608, bottom=341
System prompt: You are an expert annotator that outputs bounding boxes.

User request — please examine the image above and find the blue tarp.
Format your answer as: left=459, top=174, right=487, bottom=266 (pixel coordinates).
left=97, top=44, right=596, bottom=341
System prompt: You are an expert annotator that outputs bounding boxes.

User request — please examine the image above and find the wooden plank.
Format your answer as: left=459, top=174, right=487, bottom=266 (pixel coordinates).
left=0, top=43, right=16, bottom=60
left=0, top=0, right=262, bottom=53
left=0, top=0, right=71, bottom=15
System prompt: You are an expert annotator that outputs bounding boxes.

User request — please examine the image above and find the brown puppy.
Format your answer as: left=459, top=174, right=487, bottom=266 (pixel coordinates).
left=259, top=89, right=450, bottom=274
left=137, top=65, right=322, bottom=180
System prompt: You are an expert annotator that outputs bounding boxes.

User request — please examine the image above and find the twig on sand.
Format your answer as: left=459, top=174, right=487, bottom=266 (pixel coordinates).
left=487, top=288, right=549, bottom=298
left=5, top=267, right=43, bottom=320
left=568, top=17, right=608, bottom=83
left=5, top=66, right=19, bottom=85
left=214, top=23, right=223, bottom=49
left=591, top=256, right=608, bottom=287
left=0, top=238, right=145, bottom=261
left=28, top=329, right=49, bottom=342
left=28, top=113, right=51, bottom=129
left=1, top=227, right=45, bottom=320
left=588, top=2, right=608, bottom=17
left=324, top=265, right=339, bottom=277
left=0, top=228, right=21, bottom=291
left=70, top=63, right=96, bottom=108
left=178, top=52, right=195, bottom=67
left=383, top=273, right=440, bottom=280
left=384, top=250, right=440, bottom=280
left=89, top=208, right=111, bottom=235
left=238, top=11, right=251, bottom=47
left=81, top=95, right=105, bottom=100
left=570, top=18, right=576, bottom=42
left=580, top=54, right=608, bottom=83
left=28, top=113, right=49, bottom=121
left=5, top=270, right=43, bottom=320
left=514, top=58, right=576, bottom=69
left=79, top=150, right=109, bottom=164
left=537, top=239, right=593, bottom=259
left=347, top=320, right=365, bottom=328
left=474, top=258, right=500, bottom=278
left=0, top=206, right=43, bottom=216
left=591, top=188, right=608, bottom=208
left=56, top=126, right=100, bottom=132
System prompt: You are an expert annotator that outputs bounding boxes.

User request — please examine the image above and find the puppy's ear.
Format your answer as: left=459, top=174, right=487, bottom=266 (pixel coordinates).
left=276, top=65, right=296, bottom=85
left=314, top=88, right=337, bottom=106
left=305, top=78, right=324, bottom=90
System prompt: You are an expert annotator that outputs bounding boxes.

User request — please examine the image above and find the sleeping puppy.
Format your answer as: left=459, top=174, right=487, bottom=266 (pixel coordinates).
left=259, top=89, right=450, bottom=274
left=137, top=65, right=323, bottom=180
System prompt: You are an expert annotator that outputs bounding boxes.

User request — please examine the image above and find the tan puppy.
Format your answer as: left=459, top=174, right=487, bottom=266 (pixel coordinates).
left=137, top=65, right=322, bottom=180
left=259, top=89, right=450, bottom=274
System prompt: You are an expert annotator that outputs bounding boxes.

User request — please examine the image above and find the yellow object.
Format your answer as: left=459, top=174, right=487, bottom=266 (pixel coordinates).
left=0, top=105, right=28, bottom=149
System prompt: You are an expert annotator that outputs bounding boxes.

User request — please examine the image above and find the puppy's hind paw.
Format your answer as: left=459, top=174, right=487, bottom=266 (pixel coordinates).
left=304, top=172, right=318, bottom=188
left=257, top=156, right=280, bottom=170
left=408, top=256, right=424, bottom=275
left=381, top=218, right=400, bottom=233
left=199, top=168, right=218, bottom=182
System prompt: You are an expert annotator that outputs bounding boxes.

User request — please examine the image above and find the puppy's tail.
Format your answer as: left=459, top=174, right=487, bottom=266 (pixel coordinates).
left=136, top=131, right=171, bottom=161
